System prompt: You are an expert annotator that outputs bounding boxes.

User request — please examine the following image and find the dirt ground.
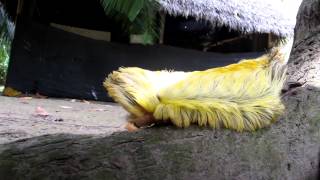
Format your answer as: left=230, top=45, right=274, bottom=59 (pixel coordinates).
left=0, top=95, right=128, bottom=144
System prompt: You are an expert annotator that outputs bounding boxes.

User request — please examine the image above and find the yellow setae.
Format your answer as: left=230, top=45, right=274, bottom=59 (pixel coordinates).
left=104, top=49, right=287, bottom=132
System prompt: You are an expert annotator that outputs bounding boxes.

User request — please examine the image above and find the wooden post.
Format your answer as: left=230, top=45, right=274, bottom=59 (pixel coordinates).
left=159, top=11, right=166, bottom=44
left=15, top=0, right=24, bottom=23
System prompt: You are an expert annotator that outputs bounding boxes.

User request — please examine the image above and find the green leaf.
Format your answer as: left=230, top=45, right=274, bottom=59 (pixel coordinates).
left=142, top=32, right=153, bottom=45
left=100, top=0, right=159, bottom=45
left=128, top=0, right=144, bottom=22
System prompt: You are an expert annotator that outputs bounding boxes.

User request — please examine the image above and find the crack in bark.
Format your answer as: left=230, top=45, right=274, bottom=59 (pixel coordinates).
left=112, top=138, right=145, bottom=147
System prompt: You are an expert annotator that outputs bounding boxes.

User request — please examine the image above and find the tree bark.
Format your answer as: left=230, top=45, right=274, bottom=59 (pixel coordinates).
left=1, top=0, right=320, bottom=179
left=286, top=0, right=320, bottom=88
left=1, top=91, right=320, bottom=180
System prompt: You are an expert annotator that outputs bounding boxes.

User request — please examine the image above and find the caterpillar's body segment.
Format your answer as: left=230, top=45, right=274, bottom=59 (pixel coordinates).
left=104, top=50, right=286, bottom=132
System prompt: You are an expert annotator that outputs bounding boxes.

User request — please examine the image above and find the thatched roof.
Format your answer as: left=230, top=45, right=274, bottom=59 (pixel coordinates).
left=157, top=0, right=297, bottom=37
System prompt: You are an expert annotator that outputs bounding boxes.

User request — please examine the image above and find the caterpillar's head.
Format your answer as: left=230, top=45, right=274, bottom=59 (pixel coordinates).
left=269, top=37, right=293, bottom=65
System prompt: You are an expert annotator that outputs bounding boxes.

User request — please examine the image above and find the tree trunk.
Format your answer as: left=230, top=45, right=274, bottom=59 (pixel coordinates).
left=286, top=0, right=320, bottom=88
left=1, top=0, right=320, bottom=179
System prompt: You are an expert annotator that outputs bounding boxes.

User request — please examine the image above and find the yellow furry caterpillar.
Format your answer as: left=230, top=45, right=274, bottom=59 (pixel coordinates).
left=104, top=50, right=287, bottom=132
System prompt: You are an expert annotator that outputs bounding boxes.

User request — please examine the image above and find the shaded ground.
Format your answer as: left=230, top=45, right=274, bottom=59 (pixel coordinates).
left=0, top=96, right=128, bottom=144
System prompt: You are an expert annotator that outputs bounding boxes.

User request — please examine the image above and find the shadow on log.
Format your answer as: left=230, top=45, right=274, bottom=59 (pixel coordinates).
left=0, top=87, right=320, bottom=180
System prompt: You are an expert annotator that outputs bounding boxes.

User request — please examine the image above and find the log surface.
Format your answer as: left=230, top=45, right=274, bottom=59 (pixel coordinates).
left=0, top=88, right=320, bottom=180
left=0, top=96, right=127, bottom=144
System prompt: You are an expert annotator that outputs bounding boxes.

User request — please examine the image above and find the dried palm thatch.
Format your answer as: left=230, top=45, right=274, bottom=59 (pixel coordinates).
left=157, top=0, right=296, bottom=37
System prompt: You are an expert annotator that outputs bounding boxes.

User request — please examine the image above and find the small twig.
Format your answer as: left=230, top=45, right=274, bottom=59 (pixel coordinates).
left=203, top=35, right=248, bottom=51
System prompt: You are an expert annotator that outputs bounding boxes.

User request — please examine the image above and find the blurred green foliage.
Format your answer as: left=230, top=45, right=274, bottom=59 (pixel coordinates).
left=100, top=0, right=159, bottom=45
left=0, top=40, right=9, bottom=85
left=0, top=4, right=14, bottom=85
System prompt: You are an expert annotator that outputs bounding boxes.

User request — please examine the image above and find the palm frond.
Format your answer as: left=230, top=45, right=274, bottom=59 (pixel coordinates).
left=100, top=0, right=159, bottom=45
